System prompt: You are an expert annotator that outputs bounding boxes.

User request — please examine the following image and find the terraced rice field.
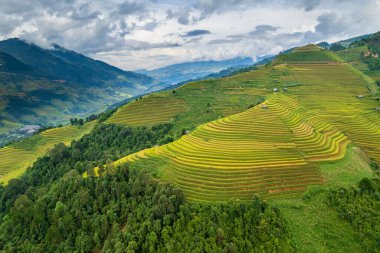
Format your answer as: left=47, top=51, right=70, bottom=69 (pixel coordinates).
left=106, top=69, right=270, bottom=133
left=282, top=63, right=380, bottom=164
left=0, top=121, right=96, bottom=184
left=106, top=44, right=380, bottom=202
left=107, top=94, right=187, bottom=126
left=111, top=94, right=351, bottom=201
left=277, top=44, right=341, bottom=63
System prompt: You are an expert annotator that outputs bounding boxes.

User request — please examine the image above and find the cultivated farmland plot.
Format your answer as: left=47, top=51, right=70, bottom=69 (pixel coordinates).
left=105, top=45, right=380, bottom=201
left=0, top=121, right=96, bottom=184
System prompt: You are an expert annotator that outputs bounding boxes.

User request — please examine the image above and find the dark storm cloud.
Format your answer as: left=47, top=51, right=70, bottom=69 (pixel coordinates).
left=184, top=29, right=211, bottom=37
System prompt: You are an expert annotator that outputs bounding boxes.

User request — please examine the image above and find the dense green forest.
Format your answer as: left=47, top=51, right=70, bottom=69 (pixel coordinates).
left=0, top=167, right=293, bottom=252
left=0, top=123, right=175, bottom=215
left=0, top=123, right=293, bottom=252
left=328, top=177, right=380, bottom=252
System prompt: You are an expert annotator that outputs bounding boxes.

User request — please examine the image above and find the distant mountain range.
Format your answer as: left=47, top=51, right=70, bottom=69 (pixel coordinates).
left=136, top=56, right=259, bottom=85
left=109, top=56, right=273, bottom=112
left=0, top=38, right=162, bottom=142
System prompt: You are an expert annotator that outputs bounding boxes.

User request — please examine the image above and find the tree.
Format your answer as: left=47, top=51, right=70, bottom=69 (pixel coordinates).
left=50, top=143, right=67, bottom=164
left=71, top=148, right=81, bottom=162
left=330, top=43, right=345, bottom=51
left=13, top=194, right=32, bottom=212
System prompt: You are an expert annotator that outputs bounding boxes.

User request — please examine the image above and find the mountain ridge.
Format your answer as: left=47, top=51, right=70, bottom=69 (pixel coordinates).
left=0, top=38, right=163, bottom=144
left=137, top=56, right=257, bottom=85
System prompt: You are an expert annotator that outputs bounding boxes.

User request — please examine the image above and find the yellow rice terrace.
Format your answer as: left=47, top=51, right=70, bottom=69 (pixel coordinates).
left=103, top=45, right=380, bottom=201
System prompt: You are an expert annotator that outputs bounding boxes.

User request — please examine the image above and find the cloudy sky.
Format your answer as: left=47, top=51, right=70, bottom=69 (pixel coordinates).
left=0, top=0, right=379, bottom=70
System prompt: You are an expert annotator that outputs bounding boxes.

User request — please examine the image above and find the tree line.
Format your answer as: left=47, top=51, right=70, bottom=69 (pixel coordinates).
left=0, top=123, right=174, bottom=215
left=0, top=166, right=293, bottom=252
left=328, top=177, right=380, bottom=252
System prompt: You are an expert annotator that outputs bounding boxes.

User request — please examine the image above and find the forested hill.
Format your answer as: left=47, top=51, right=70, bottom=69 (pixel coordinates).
left=0, top=38, right=157, bottom=88
left=0, top=38, right=163, bottom=144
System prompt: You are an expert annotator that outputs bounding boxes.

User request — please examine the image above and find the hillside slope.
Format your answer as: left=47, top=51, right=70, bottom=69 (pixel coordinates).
left=106, top=44, right=380, bottom=201
left=0, top=120, right=96, bottom=184
left=0, top=38, right=156, bottom=89
left=333, top=32, right=380, bottom=84
left=0, top=38, right=161, bottom=144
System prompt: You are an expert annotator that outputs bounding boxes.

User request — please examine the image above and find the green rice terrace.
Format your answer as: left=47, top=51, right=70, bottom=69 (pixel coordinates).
left=107, top=95, right=187, bottom=126
left=0, top=121, right=95, bottom=184
left=103, top=44, right=380, bottom=202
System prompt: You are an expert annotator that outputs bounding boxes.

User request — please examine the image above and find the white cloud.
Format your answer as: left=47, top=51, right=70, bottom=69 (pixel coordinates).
left=0, top=0, right=379, bottom=70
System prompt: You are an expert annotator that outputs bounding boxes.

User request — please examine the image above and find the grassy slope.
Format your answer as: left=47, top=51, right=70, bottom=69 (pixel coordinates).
left=0, top=75, right=117, bottom=131
left=106, top=69, right=268, bottom=135
left=0, top=120, right=96, bottom=184
left=266, top=47, right=377, bottom=252
left=0, top=38, right=159, bottom=138
left=102, top=45, right=379, bottom=251
left=114, top=93, right=352, bottom=201
left=336, top=45, right=380, bottom=81
left=272, top=193, right=363, bottom=253
left=271, top=145, right=373, bottom=252
left=107, top=94, right=188, bottom=126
